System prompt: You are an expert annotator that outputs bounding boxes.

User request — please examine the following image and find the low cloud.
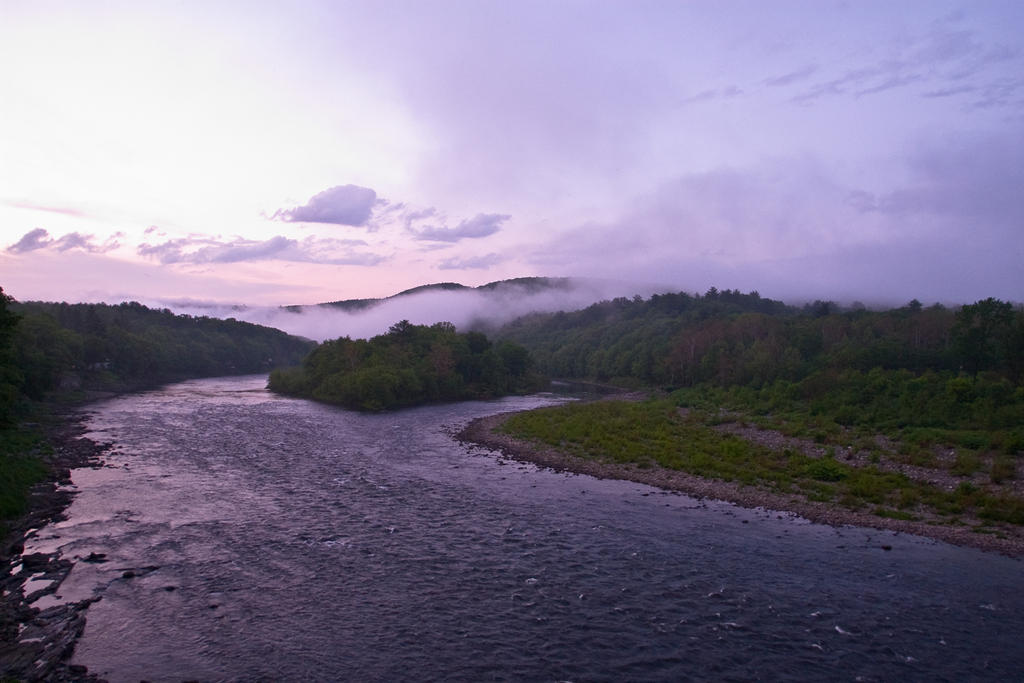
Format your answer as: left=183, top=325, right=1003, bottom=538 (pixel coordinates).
left=273, top=184, right=379, bottom=227
left=413, top=213, right=509, bottom=242
left=138, top=235, right=385, bottom=266
left=438, top=253, right=504, bottom=270
left=528, top=132, right=1024, bottom=304
left=165, top=278, right=654, bottom=342
left=6, top=228, right=119, bottom=254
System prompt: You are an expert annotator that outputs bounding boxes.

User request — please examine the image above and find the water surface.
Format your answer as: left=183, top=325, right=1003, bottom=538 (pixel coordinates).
left=28, top=376, right=1024, bottom=681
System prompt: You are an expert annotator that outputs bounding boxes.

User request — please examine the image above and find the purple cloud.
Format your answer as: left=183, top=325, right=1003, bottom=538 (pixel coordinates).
left=6, top=228, right=119, bottom=254
left=53, top=232, right=99, bottom=252
left=790, top=19, right=1022, bottom=109
left=414, top=213, right=509, bottom=242
left=4, top=201, right=87, bottom=218
left=403, top=207, right=439, bottom=230
left=680, top=86, right=743, bottom=105
left=6, top=228, right=52, bottom=253
left=274, top=184, right=378, bottom=226
left=763, top=65, right=818, bottom=87
left=138, top=235, right=385, bottom=267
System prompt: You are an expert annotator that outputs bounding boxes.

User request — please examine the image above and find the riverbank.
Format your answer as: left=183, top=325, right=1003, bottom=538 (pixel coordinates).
left=0, top=409, right=108, bottom=682
left=458, top=411, right=1024, bottom=558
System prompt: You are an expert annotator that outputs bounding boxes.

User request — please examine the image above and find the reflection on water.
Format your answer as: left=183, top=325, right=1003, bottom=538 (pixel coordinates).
left=28, top=376, right=1024, bottom=681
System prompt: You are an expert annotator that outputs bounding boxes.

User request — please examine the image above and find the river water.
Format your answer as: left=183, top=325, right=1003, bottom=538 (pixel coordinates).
left=26, top=376, right=1024, bottom=681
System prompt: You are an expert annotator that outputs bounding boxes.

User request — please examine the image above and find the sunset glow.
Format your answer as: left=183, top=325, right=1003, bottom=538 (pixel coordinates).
left=2, top=1, right=1022, bottom=306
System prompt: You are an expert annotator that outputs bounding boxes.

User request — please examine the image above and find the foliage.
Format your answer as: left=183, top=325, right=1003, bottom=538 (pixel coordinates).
left=502, top=398, right=1024, bottom=524
left=499, top=290, right=1024, bottom=392
left=6, top=299, right=315, bottom=399
left=0, top=287, right=21, bottom=426
left=672, top=369, right=1024, bottom=457
left=497, top=290, right=1024, bottom=526
left=268, top=320, right=543, bottom=411
left=0, top=426, right=49, bottom=522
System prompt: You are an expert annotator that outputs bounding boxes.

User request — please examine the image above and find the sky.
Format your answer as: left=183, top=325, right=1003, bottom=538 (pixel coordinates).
left=1, top=0, right=1023, bottom=311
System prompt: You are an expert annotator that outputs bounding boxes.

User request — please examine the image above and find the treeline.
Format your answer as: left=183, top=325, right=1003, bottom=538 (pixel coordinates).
left=0, top=287, right=314, bottom=423
left=498, top=289, right=1024, bottom=444
left=498, top=289, right=1023, bottom=389
left=268, top=320, right=543, bottom=411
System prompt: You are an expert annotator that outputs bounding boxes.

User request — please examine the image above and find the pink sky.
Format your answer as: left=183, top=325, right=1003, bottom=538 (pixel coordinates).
left=2, top=1, right=1022, bottom=308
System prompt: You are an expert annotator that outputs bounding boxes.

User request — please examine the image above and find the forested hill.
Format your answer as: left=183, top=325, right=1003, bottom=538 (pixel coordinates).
left=288, top=276, right=574, bottom=313
left=496, top=288, right=1024, bottom=390
left=0, top=289, right=314, bottom=421
left=268, top=320, right=543, bottom=411
left=497, top=289, right=794, bottom=385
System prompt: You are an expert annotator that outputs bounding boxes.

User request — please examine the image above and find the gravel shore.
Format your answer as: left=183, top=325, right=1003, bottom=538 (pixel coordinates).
left=1, top=411, right=108, bottom=682
left=457, top=411, right=1024, bottom=558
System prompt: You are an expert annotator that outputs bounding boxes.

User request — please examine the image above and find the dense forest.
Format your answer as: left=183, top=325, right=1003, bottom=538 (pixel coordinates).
left=499, top=288, right=1022, bottom=388
left=0, top=287, right=314, bottom=425
left=498, top=288, right=1024, bottom=443
left=269, top=320, right=543, bottom=411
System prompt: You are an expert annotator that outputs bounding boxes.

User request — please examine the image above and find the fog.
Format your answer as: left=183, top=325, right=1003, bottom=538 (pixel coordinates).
left=158, top=278, right=660, bottom=342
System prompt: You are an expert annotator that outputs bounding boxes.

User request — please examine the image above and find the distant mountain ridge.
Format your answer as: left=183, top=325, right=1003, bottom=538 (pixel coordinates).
left=284, top=277, right=575, bottom=313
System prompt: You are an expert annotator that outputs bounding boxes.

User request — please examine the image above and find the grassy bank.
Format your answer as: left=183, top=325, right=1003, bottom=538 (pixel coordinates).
left=500, top=396, right=1024, bottom=531
left=0, top=425, right=50, bottom=530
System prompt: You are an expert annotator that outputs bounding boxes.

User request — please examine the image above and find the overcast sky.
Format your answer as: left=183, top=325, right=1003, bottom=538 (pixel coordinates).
left=2, top=0, right=1022, bottom=307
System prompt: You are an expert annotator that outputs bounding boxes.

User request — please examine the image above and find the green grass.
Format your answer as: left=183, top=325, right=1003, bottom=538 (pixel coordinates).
left=501, top=398, right=1024, bottom=526
left=0, top=427, right=50, bottom=522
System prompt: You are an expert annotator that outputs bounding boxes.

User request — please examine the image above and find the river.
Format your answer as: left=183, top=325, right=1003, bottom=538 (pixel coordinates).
left=25, top=376, right=1024, bottom=681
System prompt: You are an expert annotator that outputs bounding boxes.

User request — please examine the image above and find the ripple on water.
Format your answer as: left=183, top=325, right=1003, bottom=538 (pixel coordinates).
left=23, top=376, right=1024, bottom=682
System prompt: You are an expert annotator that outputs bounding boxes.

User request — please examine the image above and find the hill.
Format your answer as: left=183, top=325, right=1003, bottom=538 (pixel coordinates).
left=289, top=277, right=575, bottom=313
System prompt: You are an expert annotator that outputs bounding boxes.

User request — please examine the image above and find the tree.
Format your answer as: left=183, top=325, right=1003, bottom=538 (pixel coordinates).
left=952, top=298, right=1014, bottom=375
left=0, top=287, right=23, bottom=424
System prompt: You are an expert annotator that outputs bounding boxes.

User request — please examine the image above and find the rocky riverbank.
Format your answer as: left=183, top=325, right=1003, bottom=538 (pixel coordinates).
left=1, top=410, right=109, bottom=682
left=457, top=411, right=1024, bottom=558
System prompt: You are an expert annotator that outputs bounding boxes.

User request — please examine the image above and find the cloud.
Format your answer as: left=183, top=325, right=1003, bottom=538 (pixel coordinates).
left=681, top=85, right=744, bottom=105
left=922, top=85, right=977, bottom=98
left=6, top=228, right=119, bottom=254
left=4, top=200, right=87, bottom=218
left=273, top=184, right=379, bottom=226
left=172, top=278, right=654, bottom=342
left=763, top=65, right=818, bottom=87
left=854, top=73, right=924, bottom=97
left=846, top=132, right=1024, bottom=236
left=790, top=19, right=1023, bottom=109
left=137, top=234, right=384, bottom=266
left=438, top=253, right=504, bottom=270
left=528, top=132, right=1024, bottom=304
left=413, top=213, right=509, bottom=242
left=403, top=207, right=440, bottom=230
left=6, top=228, right=52, bottom=253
